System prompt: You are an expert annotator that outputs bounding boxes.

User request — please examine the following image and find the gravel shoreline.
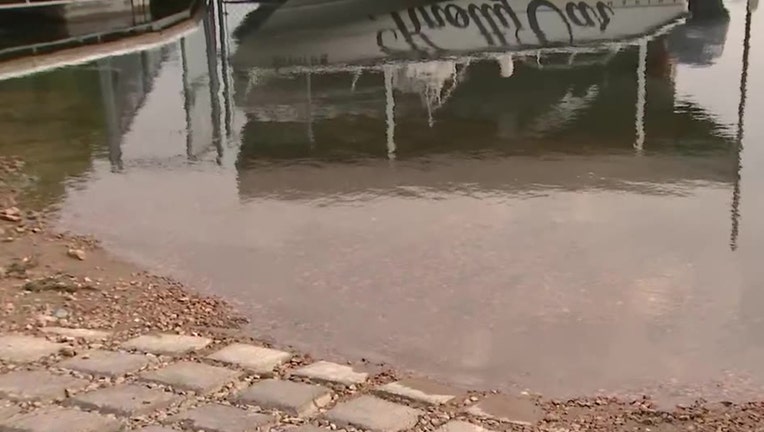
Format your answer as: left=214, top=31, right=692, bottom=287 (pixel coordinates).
left=2, top=156, right=764, bottom=431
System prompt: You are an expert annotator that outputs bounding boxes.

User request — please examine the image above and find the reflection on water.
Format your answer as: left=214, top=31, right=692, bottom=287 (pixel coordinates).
left=1, top=0, right=763, bottom=399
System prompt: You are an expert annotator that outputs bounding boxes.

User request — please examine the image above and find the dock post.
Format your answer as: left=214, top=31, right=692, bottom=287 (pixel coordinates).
left=688, top=0, right=729, bottom=20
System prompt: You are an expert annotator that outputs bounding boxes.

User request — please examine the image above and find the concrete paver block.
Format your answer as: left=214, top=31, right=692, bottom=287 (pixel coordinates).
left=122, top=334, right=211, bottom=355
left=69, top=384, right=180, bottom=416
left=207, top=344, right=291, bottom=373
left=58, top=350, right=153, bottom=377
left=169, top=403, right=274, bottom=432
left=325, top=395, right=422, bottom=432
left=292, top=361, right=368, bottom=386
left=435, top=421, right=492, bottom=432
left=236, top=379, right=332, bottom=417
left=0, top=336, right=65, bottom=363
left=140, top=361, right=241, bottom=394
left=465, top=394, right=542, bottom=426
left=0, top=370, right=88, bottom=402
left=287, top=426, right=330, bottom=432
left=1, top=408, right=122, bottom=432
left=41, top=327, right=111, bottom=341
left=134, top=427, right=179, bottom=432
left=375, top=378, right=461, bottom=405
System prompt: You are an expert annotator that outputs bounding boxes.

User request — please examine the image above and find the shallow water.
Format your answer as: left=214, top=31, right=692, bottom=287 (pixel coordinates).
left=1, top=0, right=764, bottom=400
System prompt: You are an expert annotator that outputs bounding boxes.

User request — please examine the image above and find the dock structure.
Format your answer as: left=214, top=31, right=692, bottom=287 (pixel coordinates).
left=0, top=0, right=735, bottom=64
left=0, top=0, right=199, bottom=60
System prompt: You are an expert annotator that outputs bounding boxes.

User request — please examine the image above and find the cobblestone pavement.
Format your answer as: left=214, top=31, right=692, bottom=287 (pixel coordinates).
left=0, top=330, right=543, bottom=432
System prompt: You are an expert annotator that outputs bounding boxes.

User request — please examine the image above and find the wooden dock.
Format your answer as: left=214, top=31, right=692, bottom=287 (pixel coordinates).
left=0, top=0, right=201, bottom=61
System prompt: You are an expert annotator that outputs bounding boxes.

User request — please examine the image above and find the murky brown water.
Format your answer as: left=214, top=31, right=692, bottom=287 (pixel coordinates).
left=2, top=0, right=764, bottom=401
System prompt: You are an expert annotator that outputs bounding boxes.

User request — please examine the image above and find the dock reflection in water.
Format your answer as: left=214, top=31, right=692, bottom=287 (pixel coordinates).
left=2, top=0, right=763, bottom=400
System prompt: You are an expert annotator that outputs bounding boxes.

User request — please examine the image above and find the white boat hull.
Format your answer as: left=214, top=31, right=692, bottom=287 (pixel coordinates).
left=232, top=0, right=688, bottom=71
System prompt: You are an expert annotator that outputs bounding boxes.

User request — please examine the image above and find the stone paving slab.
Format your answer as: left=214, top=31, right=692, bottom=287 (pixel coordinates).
left=69, top=384, right=181, bottom=416
left=169, top=403, right=274, bottom=432
left=0, top=408, right=122, bottom=432
left=40, top=328, right=111, bottom=341
left=236, top=379, right=332, bottom=417
left=122, top=334, right=212, bottom=355
left=207, top=344, right=291, bottom=374
left=0, top=336, right=65, bottom=364
left=325, top=395, right=422, bottom=432
left=0, top=370, right=88, bottom=402
left=435, top=421, right=492, bottom=432
left=134, top=427, right=178, bottom=432
left=465, top=394, right=542, bottom=426
left=292, top=361, right=368, bottom=386
left=58, top=350, right=153, bottom=377
left=288, top=426, right=330, bottom=432
left=140, top=361, right=241, bottom=394
left=375, top=378, right=461, bottom=405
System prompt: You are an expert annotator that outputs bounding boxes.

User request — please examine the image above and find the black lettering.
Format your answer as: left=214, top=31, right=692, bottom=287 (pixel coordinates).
left=379, top=11, right=443, bottom=53
left=565, top=2, right=598, bottom=27
left=467, top=4, right=499, bottom=45
left=491, top=0, right=524, bottom=28
left=445, top=4, right=469, bottom=27
left=416, top=4, right=446, bottom=28
left=595, top=2, right=614, bottom=31
left=527, top=0, right=573, bottom=45
left=465, top=0, right=524, bottom=46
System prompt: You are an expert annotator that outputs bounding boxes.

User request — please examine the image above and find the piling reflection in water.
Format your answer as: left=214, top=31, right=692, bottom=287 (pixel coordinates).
left=229, top=0, right=733, bottom=197
left=1, top=0, right=762, bottom=399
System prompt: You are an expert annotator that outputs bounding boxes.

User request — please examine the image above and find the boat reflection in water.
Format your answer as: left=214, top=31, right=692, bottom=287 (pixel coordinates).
left=5, top=0, right=762, bottom=398
left=229, top=0, right=738, bottom=202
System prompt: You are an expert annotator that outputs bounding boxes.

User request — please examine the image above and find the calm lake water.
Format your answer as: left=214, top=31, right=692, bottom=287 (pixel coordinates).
left=1, top=0, right=764, bottom=401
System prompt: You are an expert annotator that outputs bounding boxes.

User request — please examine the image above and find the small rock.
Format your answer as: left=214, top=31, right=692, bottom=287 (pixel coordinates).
left=67, top=249, right=86, bottom=261
left=35, top=314, right=56, bottom=326
left=61, top=346, right=76, bottom=357
left=54, top=308, right=70, bottom=319
left=0, top=207, right=21, bottom=222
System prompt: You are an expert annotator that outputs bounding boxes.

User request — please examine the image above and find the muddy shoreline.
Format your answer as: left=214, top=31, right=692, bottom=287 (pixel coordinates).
left=3, top=155, right=764, bottom=431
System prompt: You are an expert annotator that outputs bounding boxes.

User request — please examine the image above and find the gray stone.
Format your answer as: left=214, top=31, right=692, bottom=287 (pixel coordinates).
left=0, top=336, right=65, bottom=363
left=465, top=394, right=542, bottom=426
left=69, top=384, right=180, bottom=416
left=236, top=379, right=332, bottom=417
left=41, top=327, right=111, bottom=341
left=325, top=395, right=422, bottom=432
left=122, top=334, right=211, bottom=355
left=140, top=361, right=240, bottom=394
left=169, top=403, right=274, bottom=432
left=435, top=421, right=492, bottom=432
left=0, top=370, right=88, bottom=402
left=58, top=350, right=153, bottom=377
left=288, top=426, right=329, bottom=432
left=375, top=378, right=461, bottom=405
left=134, top=427, right=178, bottom=432
left=0, top=408, right=122, bottom=432
left=292, top=361, right=368, bottom=386
left=207, top=344, right=291, bottom=373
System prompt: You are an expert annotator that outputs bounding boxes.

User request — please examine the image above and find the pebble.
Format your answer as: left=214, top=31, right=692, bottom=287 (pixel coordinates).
left=67, top=248, right=86, bottom=261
